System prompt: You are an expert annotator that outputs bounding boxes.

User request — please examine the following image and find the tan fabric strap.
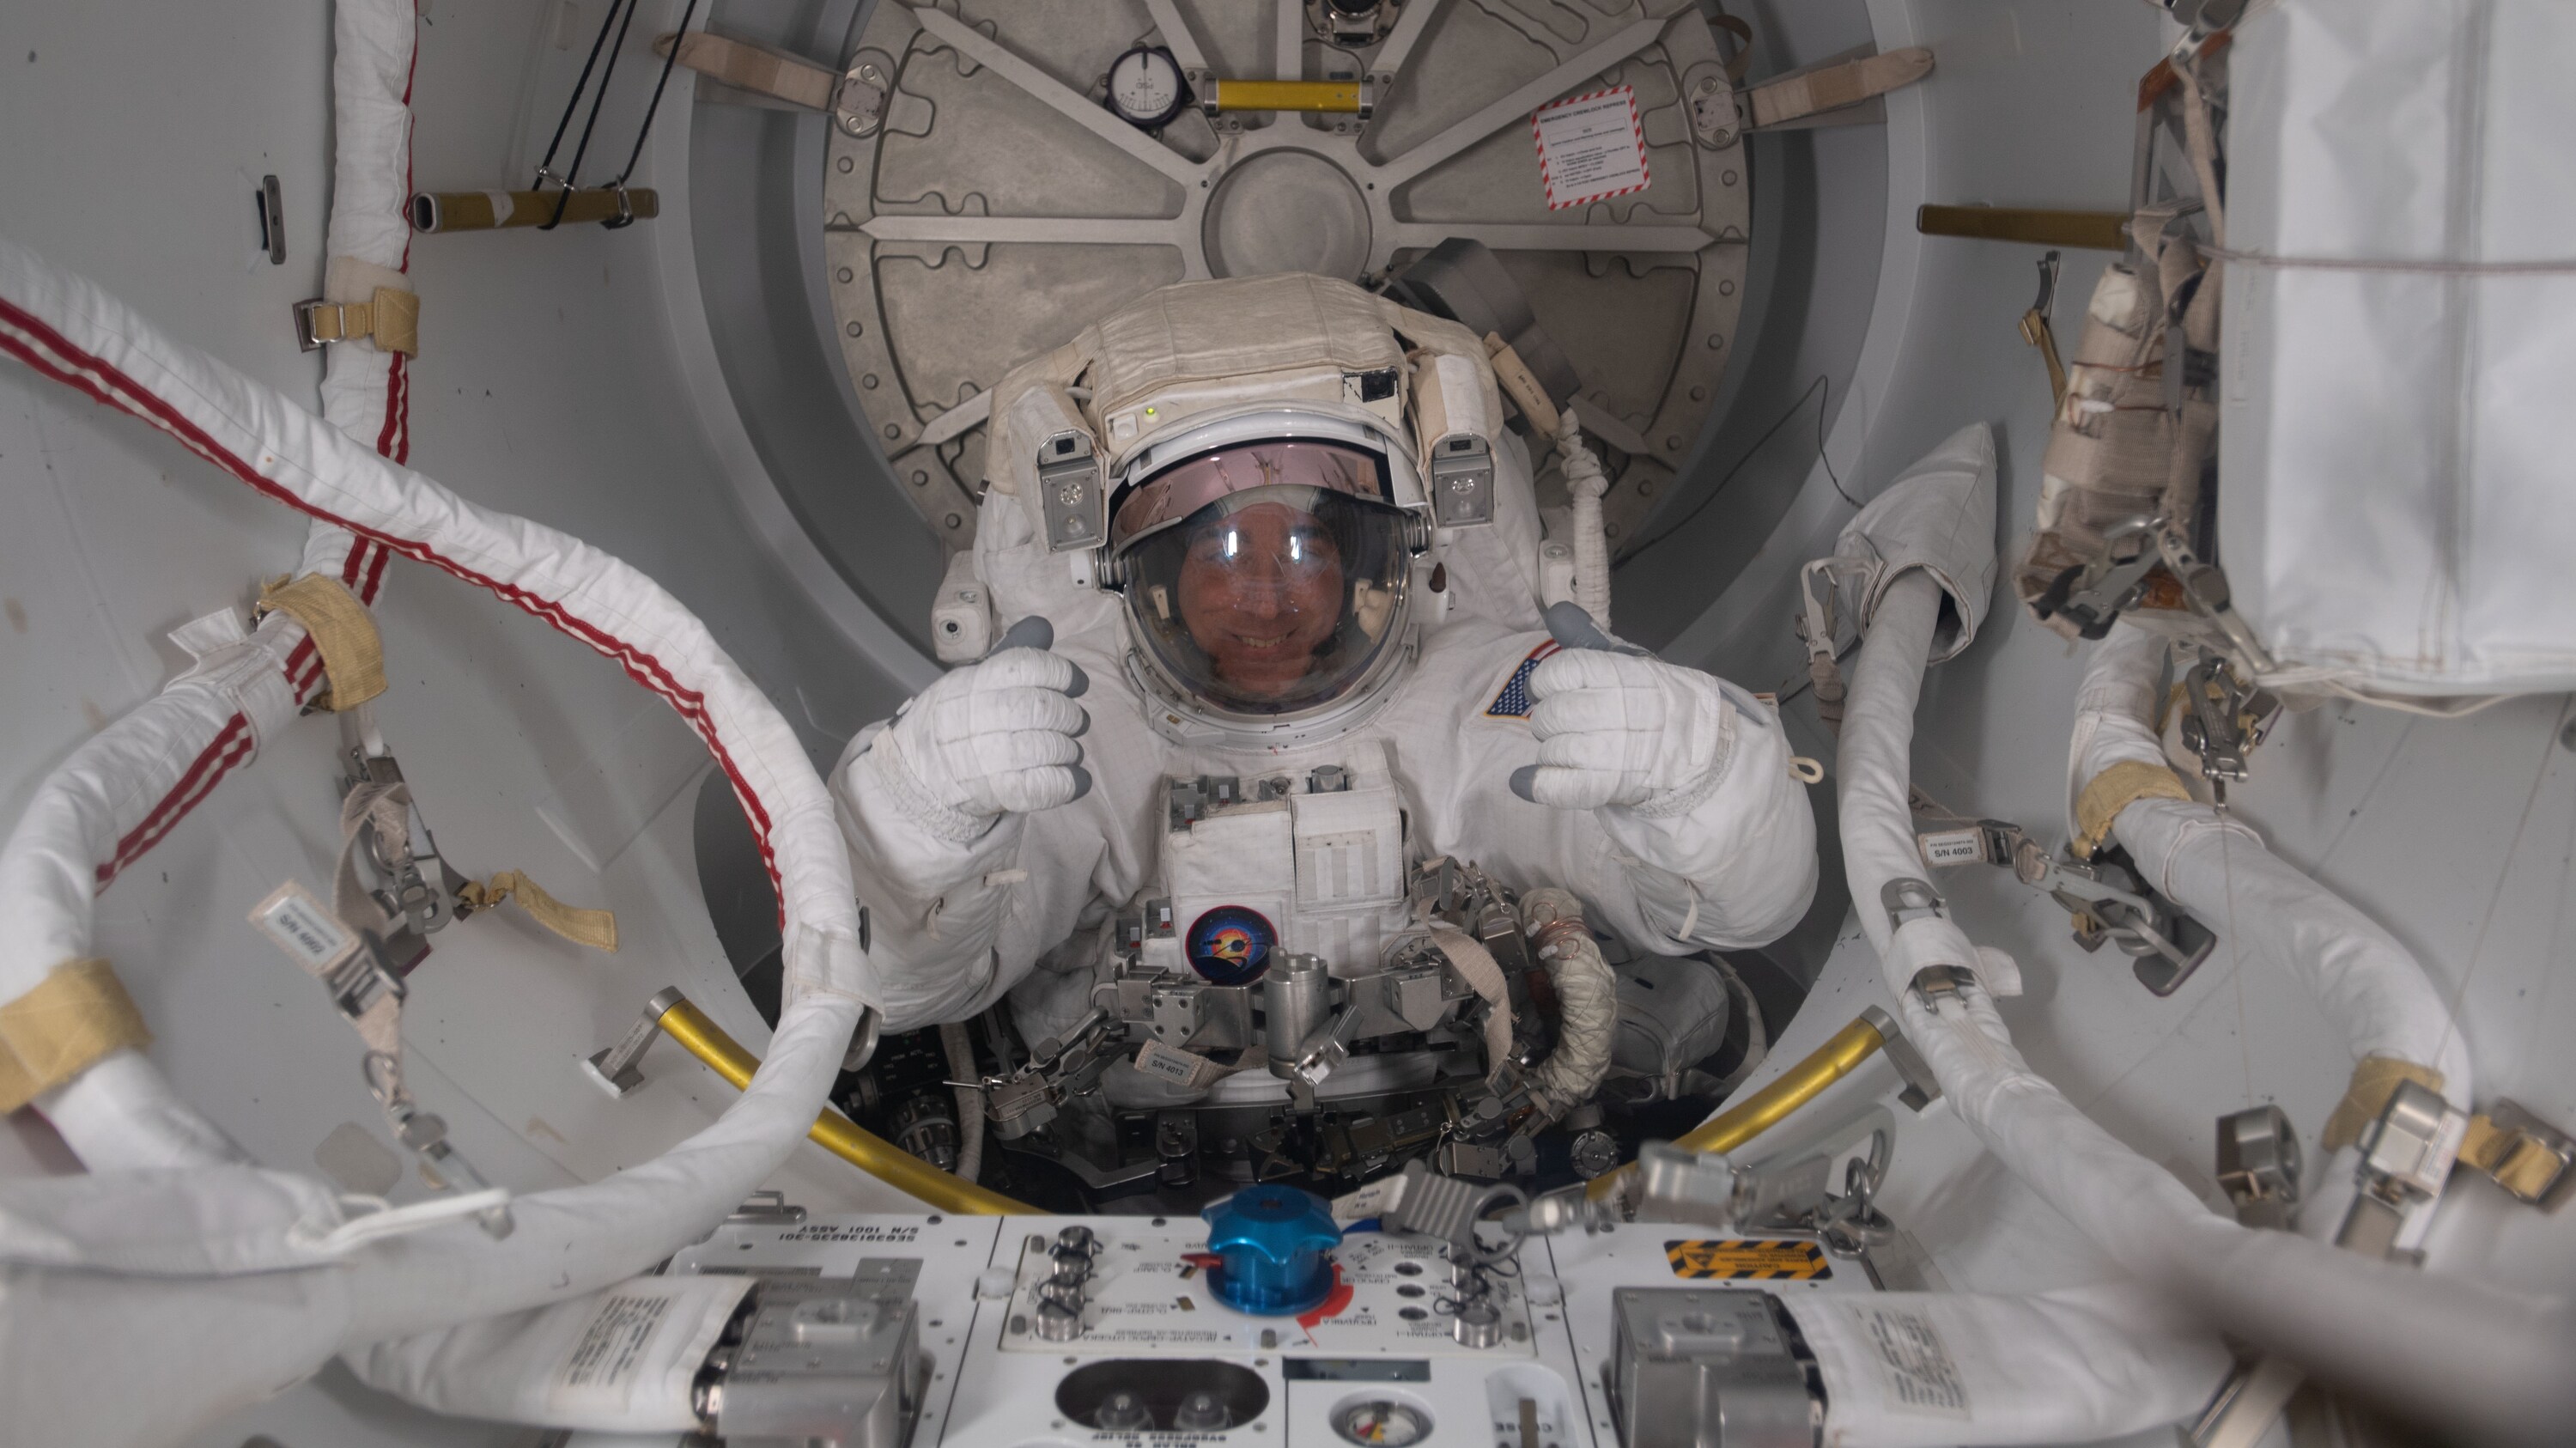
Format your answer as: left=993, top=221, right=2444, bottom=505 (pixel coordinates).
left=0, top=958, right=153, bottom=1111
left=460, top=869, right=620, bottom=952
left=299, top=285, right=419, bottom=356
left=256, top=572, right=386, bottom=711
left=2071, top=759, right=2193, bottom=858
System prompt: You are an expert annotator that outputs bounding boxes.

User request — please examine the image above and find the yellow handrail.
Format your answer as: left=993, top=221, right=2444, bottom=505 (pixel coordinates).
left=1588, top=1012, right=1892, bottom=1203
left=653, top=993, right=1034, bottom=1215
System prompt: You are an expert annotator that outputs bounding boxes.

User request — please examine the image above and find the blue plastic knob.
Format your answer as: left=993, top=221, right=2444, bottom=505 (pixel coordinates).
left=1201, top=1184, right=1343, bottom=1315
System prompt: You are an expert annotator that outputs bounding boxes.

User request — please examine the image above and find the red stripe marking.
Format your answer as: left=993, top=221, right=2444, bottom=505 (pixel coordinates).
left=105, top=726, right=256, bottom=889
left=361, top=532, right=392, bottom=603
left=376, top=351, right=406, bottom=460
left=1295, top=1265, right=1353, bottom=1329
left=0, top=296, right=785, bottom=900
left=97, top=713, right=252, bottom=887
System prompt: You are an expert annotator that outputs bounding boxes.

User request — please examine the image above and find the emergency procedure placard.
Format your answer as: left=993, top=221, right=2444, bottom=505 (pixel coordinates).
left=1531, top=85, right=1650, bottom=209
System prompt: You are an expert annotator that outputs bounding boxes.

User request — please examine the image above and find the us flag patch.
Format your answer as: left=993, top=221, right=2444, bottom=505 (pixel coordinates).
left=1485, top=642, right=1562, bottom=718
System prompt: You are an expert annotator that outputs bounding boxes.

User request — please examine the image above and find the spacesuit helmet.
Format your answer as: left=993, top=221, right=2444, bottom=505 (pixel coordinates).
left=1107, top=409, right=1423, bottom=739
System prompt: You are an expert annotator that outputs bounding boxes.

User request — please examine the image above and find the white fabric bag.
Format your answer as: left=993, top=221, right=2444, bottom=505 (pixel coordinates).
left=2220, top=0, right=2576, bottom=700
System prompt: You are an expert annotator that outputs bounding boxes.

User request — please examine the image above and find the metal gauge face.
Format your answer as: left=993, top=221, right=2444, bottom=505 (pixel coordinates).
left=1332, top=1399, right=1431, bottom=1447
left=1106, top=45, right=1186, bottom=129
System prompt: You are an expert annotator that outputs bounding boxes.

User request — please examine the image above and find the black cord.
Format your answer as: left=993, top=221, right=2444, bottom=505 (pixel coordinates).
left=543, top=0, right=644, bottom=228
left=609, top=0, right=703, bottom=191
left=532, top=0, right=626, bottom=187
left=1614, top=374, right=1854, bottom=569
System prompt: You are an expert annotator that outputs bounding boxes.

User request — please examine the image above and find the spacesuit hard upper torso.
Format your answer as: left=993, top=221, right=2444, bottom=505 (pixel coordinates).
left=834, top=605, right=1816, bottom=1043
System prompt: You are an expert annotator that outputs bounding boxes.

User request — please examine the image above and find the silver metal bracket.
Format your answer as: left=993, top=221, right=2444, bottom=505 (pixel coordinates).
left=583, top=985, right=684, bottom=1098
left=1908, top=964, right=1977, bottom=1006
left=338, top=740, right=472, bottom=944
left=701, top=1277, right=927, bottom=1448
left=1608, top=1288, right=1824, bottom=1448
left=1880, top=877, right=1947, bottom=932
left=2155, top=524, right=2280, bottom=677
left=2032, top=514, right=2166, bottom=640
left=2177, top=650, right=2281, bottom=798
left=1861, top=1005, right=1941, bottom=1111
left=2337, top=1079, right=2463, bottom=1260
left=2215, top=1104, right=2302, bottom=1231
left=1958, top=819, right=2226, bottom=1000
left=727, top=1189, right=809, bottom=1225
left=2002, top=829, right=2216, bottom=996
left=981, top=1006, right=1122, bottom=1141
left=835, top=62, right=888, bottom=137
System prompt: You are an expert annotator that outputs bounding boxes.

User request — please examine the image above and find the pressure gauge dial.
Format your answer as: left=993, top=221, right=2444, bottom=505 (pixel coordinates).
left=1106, top=45, right=1188, bottom=129
left=1332, top=1399, right=1431, bottom=1447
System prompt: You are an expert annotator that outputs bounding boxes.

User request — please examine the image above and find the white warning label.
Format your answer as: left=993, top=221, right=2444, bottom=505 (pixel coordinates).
left=250, top=882, right=358, bottom=972
left=1863, top=1307, right=1969, bottom=1417
left=1530, top=86, right=1650, bottom=210
left=1917, top=827, right=1988, bottom=867
left=559, top=1293, right=673, bottom=1395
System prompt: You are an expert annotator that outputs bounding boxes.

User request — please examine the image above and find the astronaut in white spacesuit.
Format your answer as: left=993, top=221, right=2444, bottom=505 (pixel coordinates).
left=829, top=273, right=1817, bottom=1064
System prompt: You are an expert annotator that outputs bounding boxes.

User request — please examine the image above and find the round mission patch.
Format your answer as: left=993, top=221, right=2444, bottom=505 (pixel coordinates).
left=1185, top=903, right=1278, bottom=986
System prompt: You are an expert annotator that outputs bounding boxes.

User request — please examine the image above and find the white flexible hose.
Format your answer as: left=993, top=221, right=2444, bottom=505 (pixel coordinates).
left=1515, top=887, right=1616, bottom=1121
left=1838, top=574, right=2574, bottom=1445
left=1558, top=409, right=1612, bottom=630
left=0, top=237, right=871, bottom=1440
left=3, top=0, right=419, bottom=1175
left=2070, top=624, right=2473, bottom=1104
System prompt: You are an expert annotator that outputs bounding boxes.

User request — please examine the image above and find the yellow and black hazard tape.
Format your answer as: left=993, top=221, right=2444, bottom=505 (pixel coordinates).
left=1664, top=1238, right=1833, bottom=1281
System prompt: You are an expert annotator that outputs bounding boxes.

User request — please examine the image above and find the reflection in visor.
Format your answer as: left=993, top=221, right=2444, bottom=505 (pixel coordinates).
left=1116, top=480, right=1413, bottom=717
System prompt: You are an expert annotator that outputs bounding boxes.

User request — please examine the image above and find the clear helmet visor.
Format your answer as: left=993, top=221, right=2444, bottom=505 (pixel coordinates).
left=1112, top=441, right=1413, bottom=718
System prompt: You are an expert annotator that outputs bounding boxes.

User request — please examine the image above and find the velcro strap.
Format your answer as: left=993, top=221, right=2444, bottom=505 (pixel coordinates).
left=2322, top=1054, right=2446, bottom=1153
left=2458, top=1115, right=2572, bottom=1204
left=256, top=572, right=386, bottom=711
left=0, top=958, right=153, bottom=1111
left=461, top=869, right=620, bottom=952
left=2072, top=759, right=2193, bottom=858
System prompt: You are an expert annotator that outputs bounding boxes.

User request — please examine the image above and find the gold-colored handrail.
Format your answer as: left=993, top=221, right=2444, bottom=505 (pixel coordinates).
left=1588, top=1012, right=1892, bottom=1202
left=653, top=993, right=1033, bottom=1215
left=1916, top=204, right=2129, bottom=252
left=1206, top=79, right=1364, bottom=113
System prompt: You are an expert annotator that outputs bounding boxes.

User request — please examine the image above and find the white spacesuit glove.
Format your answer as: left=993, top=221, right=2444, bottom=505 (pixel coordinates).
left=1510, top=603, right=1735, bottom=818
left=850, top=617, right=1093, bottom=844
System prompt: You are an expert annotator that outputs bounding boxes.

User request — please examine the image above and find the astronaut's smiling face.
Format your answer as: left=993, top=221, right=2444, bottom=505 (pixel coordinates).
left=1176, top=501, right=1345, bottom=698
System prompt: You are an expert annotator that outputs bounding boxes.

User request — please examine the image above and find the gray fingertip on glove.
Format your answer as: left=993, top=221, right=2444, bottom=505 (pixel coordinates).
left=863, top=614, right=1094, bottom=842
left=1510, top=603, right=1735, bottom=816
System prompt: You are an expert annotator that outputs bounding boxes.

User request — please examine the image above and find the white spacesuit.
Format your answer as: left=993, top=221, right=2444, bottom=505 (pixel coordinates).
left=830, top=274, right=1817, bottom=1065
